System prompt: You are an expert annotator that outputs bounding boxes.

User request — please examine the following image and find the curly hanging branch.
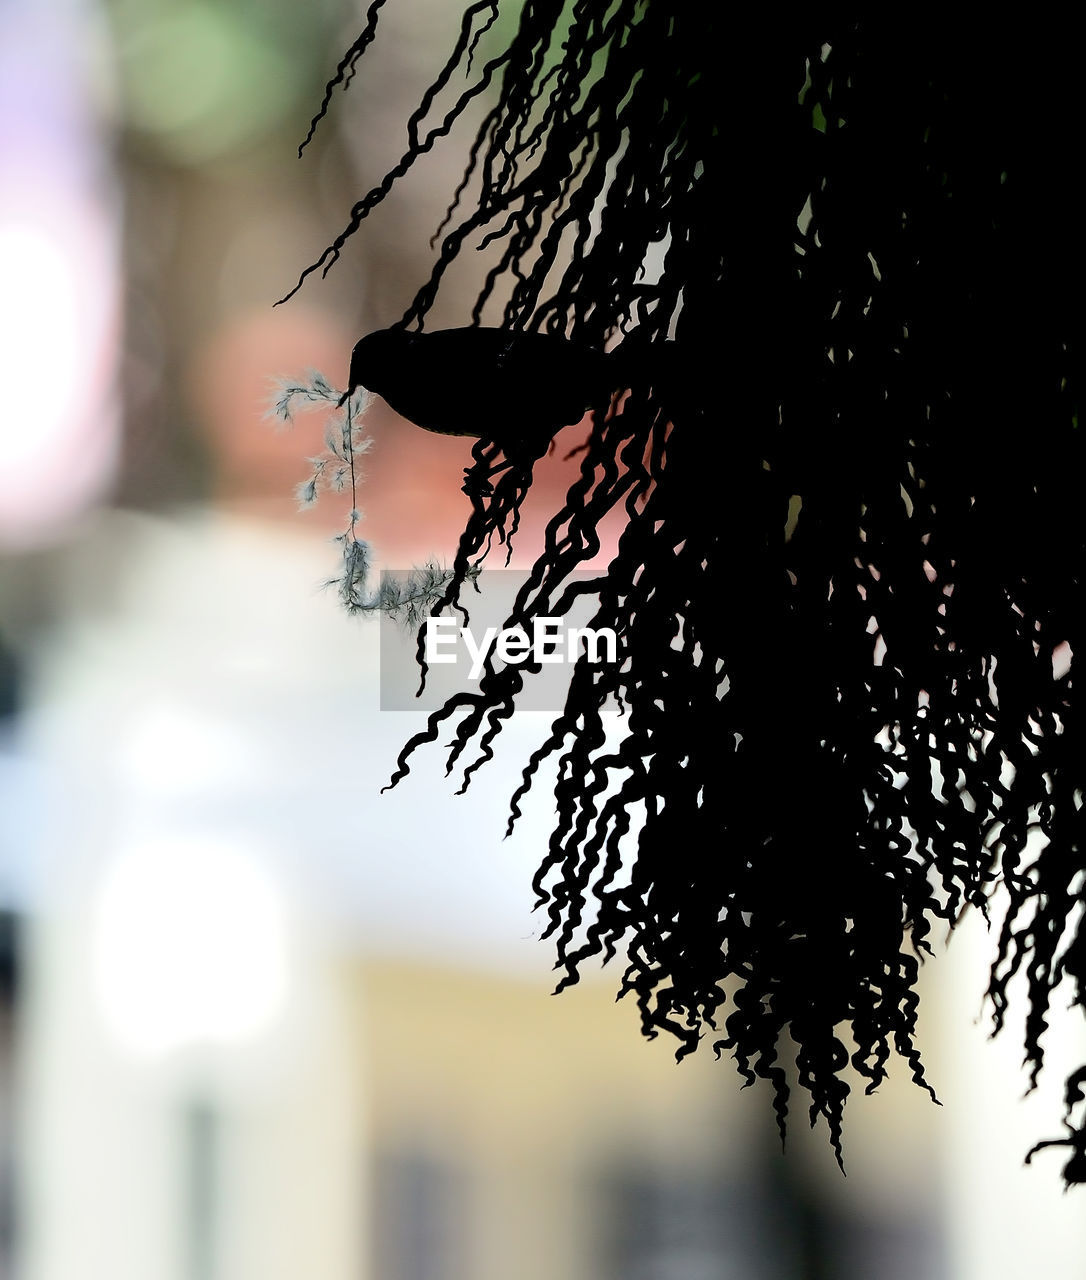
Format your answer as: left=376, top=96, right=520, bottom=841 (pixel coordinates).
left=288, top=5, right=1086, bottom=1184
left=297, top=0, right=392, bottom=156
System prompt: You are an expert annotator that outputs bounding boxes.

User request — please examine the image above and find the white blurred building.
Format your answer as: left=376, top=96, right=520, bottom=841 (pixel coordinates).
left=0, top=508, right=1081, bottom=1280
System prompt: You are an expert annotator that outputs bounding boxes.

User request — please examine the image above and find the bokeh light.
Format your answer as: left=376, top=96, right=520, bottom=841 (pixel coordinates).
left=93, top=837, right=288, bottom=1058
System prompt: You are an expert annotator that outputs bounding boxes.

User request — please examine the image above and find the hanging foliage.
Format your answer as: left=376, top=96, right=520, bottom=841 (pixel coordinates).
left=282, top=4, right=1086, bottom=1184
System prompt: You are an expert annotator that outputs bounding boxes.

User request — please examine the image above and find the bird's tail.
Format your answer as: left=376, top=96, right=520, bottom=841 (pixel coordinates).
left=605, top=339, right=691, bottom=412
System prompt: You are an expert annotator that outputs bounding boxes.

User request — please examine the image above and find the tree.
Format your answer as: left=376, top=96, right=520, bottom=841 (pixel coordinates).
left=280, top=4, right=1086, bottom=1185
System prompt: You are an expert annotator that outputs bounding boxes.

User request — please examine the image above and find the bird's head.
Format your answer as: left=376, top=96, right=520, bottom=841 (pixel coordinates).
left=340, top=328, right=415, bottom=405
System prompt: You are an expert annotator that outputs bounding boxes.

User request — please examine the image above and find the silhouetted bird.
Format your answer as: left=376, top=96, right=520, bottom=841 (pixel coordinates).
left=341, top=326, right=621, bottom=451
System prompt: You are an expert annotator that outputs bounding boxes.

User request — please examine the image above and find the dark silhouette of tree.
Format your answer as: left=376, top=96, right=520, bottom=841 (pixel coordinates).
left=282, top=5, right=1086, bottom=1185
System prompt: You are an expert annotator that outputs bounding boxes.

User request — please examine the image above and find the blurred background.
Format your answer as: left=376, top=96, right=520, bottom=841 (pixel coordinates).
left=1, top=2, right=1085, bottom=1277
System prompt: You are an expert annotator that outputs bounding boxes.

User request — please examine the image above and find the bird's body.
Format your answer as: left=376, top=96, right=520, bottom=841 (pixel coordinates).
left=343, top=326, right=621, bottom=448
